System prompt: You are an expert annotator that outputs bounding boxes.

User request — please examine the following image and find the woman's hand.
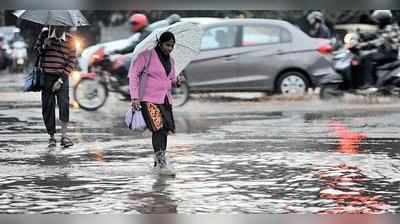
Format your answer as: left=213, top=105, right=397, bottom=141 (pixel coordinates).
left=52, top=78, right=63, bottom=92
left=131, top=99, right=141, bottom=111
left=176, top=75, right=186, bottom=87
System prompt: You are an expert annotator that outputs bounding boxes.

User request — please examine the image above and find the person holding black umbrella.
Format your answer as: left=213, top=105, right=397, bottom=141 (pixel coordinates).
left=34, top=25, right=77, bottom=147
left=13, top=10, right=89, bottom=148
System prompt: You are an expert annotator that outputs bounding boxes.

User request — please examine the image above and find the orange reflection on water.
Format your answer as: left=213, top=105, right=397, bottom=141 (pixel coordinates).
left=318, top=121, right=391, bottom=214
left=329, top=121, right=367, bottom=154
left=95, top=151, right=104, bottom=161
left=319, top=164, right=391, bottom=214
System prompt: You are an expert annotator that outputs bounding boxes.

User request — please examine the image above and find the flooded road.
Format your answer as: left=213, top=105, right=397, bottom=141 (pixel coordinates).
left=1, top=73, right=400, bottom=214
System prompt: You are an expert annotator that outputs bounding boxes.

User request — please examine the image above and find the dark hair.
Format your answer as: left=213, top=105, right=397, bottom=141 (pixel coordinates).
left=158, top=31, right=175, bottom=44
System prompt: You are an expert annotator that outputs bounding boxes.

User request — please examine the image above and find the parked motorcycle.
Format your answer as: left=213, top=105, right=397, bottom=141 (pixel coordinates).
left=319, top=33, right=400, bottom=99
left=0, top=38, right=11, bottom=71
left=73, top=48, right=189, bottom=111
left=9, top=40, right=28, bottom=73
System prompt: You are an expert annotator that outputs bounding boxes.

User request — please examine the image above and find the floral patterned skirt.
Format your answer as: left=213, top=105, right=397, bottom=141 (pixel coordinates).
left=140, top=101, right=175, bottom=134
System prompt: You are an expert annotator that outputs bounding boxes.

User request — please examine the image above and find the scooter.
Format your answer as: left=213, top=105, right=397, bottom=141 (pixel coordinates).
left=72, top=47, right=129, bottom=111
left=73, top=48, right=189, bottom=111
left=9, top=40, right=28, bottom=73
left=319, top=33, right=400, bottom=99
left=0, top=40, right=12, bottom=71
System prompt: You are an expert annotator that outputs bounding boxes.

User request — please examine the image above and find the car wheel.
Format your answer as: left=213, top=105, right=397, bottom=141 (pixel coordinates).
left=276, top=71, right=310, bottom=96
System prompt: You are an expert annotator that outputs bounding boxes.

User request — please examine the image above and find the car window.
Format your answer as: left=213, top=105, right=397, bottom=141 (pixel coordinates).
left=280, top=29, right=292, bottom=43
left=201, top=26, right=238, bottom=50
left=242, top=25, right=285, bottom=46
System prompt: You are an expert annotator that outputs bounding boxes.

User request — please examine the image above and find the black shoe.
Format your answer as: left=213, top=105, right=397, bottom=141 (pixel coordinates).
left=60, top=136, right=73, bottom=148
left=48, top=137, right=56, bottom=147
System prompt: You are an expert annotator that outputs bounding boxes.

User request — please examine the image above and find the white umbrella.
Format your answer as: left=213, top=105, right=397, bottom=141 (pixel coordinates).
left=132, top=21, right=203, bottom=75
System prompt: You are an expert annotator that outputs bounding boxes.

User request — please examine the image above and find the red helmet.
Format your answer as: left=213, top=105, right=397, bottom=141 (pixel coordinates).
left=129, top=13, right=149, bottom=32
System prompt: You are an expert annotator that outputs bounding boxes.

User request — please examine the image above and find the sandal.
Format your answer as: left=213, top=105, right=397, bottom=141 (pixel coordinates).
left=60, top=136, right=73, bottom=148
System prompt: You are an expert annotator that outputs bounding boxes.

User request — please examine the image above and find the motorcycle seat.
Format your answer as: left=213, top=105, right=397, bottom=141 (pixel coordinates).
left=376, top=61, right=400, bottom=70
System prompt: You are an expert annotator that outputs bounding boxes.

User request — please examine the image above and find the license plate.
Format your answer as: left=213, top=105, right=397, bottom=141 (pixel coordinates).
left=17, top=58, right=24, bottom=64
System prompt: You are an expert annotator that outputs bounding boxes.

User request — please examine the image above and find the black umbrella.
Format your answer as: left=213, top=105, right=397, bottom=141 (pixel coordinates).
left=13, top=10, right=90, bottom=27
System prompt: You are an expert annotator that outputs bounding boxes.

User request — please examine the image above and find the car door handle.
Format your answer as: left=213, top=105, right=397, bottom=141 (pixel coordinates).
left=223, top=55, right=238, bottom=61
left=276, top=50, right=284, bottom=55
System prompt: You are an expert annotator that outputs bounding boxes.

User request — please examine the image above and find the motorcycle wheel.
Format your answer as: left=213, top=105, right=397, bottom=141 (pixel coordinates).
left=73, top=78, right=108, bottom=111
left=172, top=81, right=190, bottom=107
left=319, top=84, right=344, bottom=100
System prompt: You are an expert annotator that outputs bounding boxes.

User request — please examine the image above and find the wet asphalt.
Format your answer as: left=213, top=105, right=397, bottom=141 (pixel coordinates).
left=0, top=72, right=400, bottom=214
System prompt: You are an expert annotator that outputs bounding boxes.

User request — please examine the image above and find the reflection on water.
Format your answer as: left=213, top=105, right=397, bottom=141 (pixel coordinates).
left=128, top=176, right=177, bottom=214
left=318, top=121, right=394, bottom=214
left=319, top=164, right=392, bottom=214
left=329, top=120, right=367, bottom=154
left=0, top=107, right=400, bottom=213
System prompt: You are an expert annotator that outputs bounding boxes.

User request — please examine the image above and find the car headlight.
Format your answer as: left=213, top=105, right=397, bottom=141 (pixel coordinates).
left=73, top=37, right=84, bottom=56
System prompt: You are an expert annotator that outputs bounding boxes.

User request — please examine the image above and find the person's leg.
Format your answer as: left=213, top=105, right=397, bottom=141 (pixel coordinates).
left=57, top=76, right=73, bottom=147
left=360, top=54, right=376, bottom=88
left=152, top=131, right=163, bottom=152
left=162, top=131, right=168, bottom=152
left=159, top=102, right=175, bottom=172
left=373, top=51, right=397, bottom=66
left=41, top=75, right=57, bottom=146
left=159, top=131, right=175, bottom=175
left=363, top=51, right=397, bottom=87
left=161, top=132, right=169, bottom=166
left=159, top=100, right=175, bottom=133
left=152, top=130, right=164, bottom=167
left=153, top=128, right=171, bottom=166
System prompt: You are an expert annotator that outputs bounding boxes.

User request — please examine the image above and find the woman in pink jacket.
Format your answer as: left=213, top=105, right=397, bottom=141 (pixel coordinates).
left=129, top=31, right=184, bottom=175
